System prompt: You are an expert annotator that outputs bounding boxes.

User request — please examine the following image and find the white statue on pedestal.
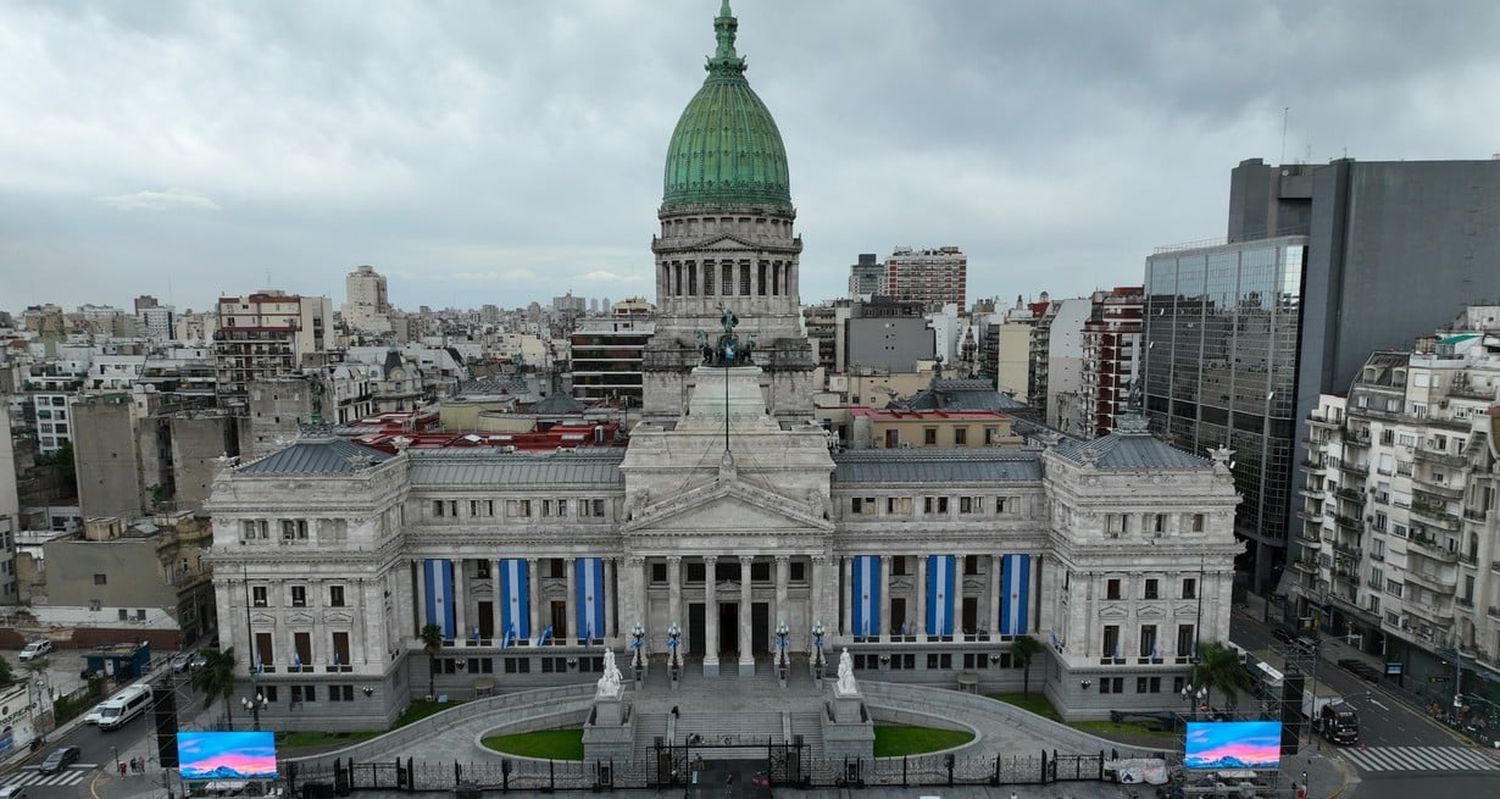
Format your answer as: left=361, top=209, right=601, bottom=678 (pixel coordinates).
left=835, top=647, right=858, bottom=696
left=597, top=649, right=623, bottom=698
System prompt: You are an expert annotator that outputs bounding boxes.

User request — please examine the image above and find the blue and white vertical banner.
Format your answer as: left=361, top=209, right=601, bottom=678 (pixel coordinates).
left=575, top=557, right=605, bottom=642
left=851, top=555, right=881, bottom=639
left=423, top=559, right=456, bottom=639
left=498, top=558, right=530, bottom=645
left=926, top=555, right=956, bottom=636
left=999, top=554, right=1031, bottom=635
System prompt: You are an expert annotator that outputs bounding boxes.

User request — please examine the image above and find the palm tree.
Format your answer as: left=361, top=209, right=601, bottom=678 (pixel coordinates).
left=1191, top=641, right=1252, bottom=709
left=421, top=624, right=444, bottom=700
left=191, top=647, right=237, bottom=728
left=1010, top=636, right=1044, bottom=696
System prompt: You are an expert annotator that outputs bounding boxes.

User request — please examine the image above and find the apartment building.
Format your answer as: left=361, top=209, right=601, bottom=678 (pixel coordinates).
left=215, top=291, right=333, bottom=407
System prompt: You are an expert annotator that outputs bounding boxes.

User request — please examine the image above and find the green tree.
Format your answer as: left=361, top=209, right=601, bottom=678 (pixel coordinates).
left=1191, top=641, right=1253, bottom=709
left=0, top=655, right=13, bottom=686
left=1010, top=636, right=1044, bottom=696
left=191, top=647, right=237, bottom=728
left=421, top=624, right=444, bottom=700
left=52, top=440, right=77, bottom=496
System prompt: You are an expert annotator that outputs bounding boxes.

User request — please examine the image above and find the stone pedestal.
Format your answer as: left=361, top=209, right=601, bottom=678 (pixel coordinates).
left=822, top=689, right=875, bottom=763
left=582, top=694, right=636, bottom=763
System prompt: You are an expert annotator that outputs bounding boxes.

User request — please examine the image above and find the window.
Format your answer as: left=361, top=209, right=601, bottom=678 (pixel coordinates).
left=327, top=685, right=355, bottom=702
left=241, top=520, right=268, bottom=540
left=252, top=586, right=268, bottom=607
left=1190, top=514, right=1205, bottom=532
left=548, top=558, right=565, bottom=578
left=1106, top=514, right=1125, bottom=535
left=954, top=428, right=968, bottom=446
left=291, top=685, right=317, bottom=703
left=291, top=586, right=307, bottom=607
left=1149, top=514, right=1166, bottom=534
left=789, top=561, right=805, bottom=582
left=119, top=608, right=129, bottom=621
left=651, top=563, right=668, bottom=584
left=886, top=497, right=912, bottom=515
left=506, top=500, right=532, bottom=518
left=1386, top=581, right=1403, bottom=598
left=1181, top=578, right=1196, bottom=600
left=293, top=632, right=312, bottom=670
left=995, top=497, right=1009, bottom=514
left=891, top=557, right=908, bottom=577
left=686, top=562, right=705, bottom=583
left=964, top=555, right=980, bottom=576
left=331, top=632, right=351, bottom=669
left=924, top=428, right=938, bottom=445
left=255, top=633, right=275, bottom=669
left=750, top=561, right=771, bottom=582
left=1143, top=579, right=1159, bottom=600
left=282, top=519, right=308, bottom=539
left=93, top=573, right=107, bottom=585
left=136, top=609, right=146, bottom=621
left=1177, top=624, right=1195, bottom=659
left=851, top=497, right=875, bottom=515
left=1102, top=625, right=1120, bottom=658
left=504, top=657, right=532, bottom=674
left=1106, top=579, right=1121, bottom=600
left=1099, top=677, right=1124, bottom=694
left=475, top=561, right=491, bottom=579
left=960, top=496, right=982, bottom=514
left=1136, top=677, right=1162, bottom=694
left=1139, top=625, right=1158, bottom=658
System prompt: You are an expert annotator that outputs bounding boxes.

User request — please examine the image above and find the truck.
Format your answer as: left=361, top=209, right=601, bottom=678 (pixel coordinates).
left=1314, top=700, right=1360, bottom=744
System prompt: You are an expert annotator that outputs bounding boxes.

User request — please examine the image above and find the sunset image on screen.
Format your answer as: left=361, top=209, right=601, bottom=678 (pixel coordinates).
left=1184, top=721, right=1281, bottom=770
left=178, top=731, right=278, bottom=780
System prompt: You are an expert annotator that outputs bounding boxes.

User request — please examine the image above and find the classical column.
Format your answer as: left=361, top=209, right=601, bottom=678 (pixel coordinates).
left=414, top=559, right=428, bottom=638
left=605, top=557, right=618, bottom=639
left=704, top=556, right=720, bottom=676
left=840, top=556, right=852, bottom=637
left=774, top=556, right=790, bottom=636
left=527, top=559, right=541, bottom=644
left=953, top=557, right=966, bottom=638
left=879, top=555, right=893, bottom=643
left=811, top=555, right=827, bottom=637
left=989, top=555, right=1003, bottom=635
left=634, top=557, right=647, bottom=637
left=564, top=558, right=577, bottom=644
left=915, top=554, right=928, bottom=639
left=739, top=555, right=755, bottom=675
left=667, top=556, right=683, bottom=631
left=451, top=560, right=467, bottom=639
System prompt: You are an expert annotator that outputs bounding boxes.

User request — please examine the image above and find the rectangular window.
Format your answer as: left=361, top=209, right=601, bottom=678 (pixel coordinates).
left=1143, top=579, right=1159, bottom=600
left=1106, top=514, right=1125, bottom=534
left=94, top=573, right=107, bottom=585
left=789, top=561, right=806, bottom=582
left=433, top=500, right=446, bottom=517
left=294, top=632, right=312, bottom=670
left=1139, top=625, right=1158, bottom=658
left=252, top=586, right=268, bottom=607
left=686, top=562, right=705, bottom=583
left=1106, top=579, right=1121, bottom=600
left=891, top=557, right=907, bottom=577
left=886, top=497, right=912, bottom=515
left=954, top=427, right=968, bottom=446
left=924, top=428, right=938, bottom=445
left=254, top=632, right=275, bottom=669
left=331, top=632, right=351, bottom=669
left=475, top=561, right=491, bottom=579
left=1181, top=578, right=1196, bottom=600
left=548, top=558, right=565, bottom=579
left=651, top=563, right=668, bottom=584
left=1102, top=625, right=1120, bottom=658
left=290, top=586, right=307, bottom=607
left=1191, top=514, right=1205, bottom=532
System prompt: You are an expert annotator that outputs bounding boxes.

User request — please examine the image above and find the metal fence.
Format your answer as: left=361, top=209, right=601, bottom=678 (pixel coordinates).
left=284, top=749, right=1108, bottom=794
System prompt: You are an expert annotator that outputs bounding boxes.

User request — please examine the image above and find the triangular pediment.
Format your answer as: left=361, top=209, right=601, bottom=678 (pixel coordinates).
left=287, top=611, right=315, bottom=627
left=625, top=478, right=834, bottom=534
left=325, top=610, right=355, bottom=625
left=1137, top=604, right=1167, bottom=620
left=697, top=233, right=758, bottom=250
left=1098, top=603, right=1129, bottom=620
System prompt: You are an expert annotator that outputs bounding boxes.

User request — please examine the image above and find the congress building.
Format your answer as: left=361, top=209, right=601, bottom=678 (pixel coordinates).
left=205, top=2, right=1241, bottom=730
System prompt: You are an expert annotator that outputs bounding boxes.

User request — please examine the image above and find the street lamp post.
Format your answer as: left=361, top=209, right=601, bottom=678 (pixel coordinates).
left=240, top=692, right=267, bottom=731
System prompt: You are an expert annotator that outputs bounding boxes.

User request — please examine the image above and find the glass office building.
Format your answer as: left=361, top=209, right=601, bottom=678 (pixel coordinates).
left=1142, top=236, right=1309, bottom=590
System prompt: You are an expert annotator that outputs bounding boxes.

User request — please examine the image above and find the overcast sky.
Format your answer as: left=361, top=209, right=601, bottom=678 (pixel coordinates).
left=3, top=0, right=1499, bottom=315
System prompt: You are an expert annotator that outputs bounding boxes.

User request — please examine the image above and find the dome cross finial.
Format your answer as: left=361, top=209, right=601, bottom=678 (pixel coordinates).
left=709, top=0, right=745, bottom=73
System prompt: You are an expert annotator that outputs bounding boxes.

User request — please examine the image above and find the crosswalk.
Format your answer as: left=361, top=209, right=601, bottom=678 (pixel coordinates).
left=1343, top=746, right=1500, bottom=773
left=0, top=765, right=95, bottom=788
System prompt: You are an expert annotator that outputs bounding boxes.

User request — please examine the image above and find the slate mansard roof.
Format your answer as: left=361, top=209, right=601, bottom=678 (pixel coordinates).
left=1050, top=426, right=1209, bottom=470
left=831, top=449, right=1043, bottom=484
left=406, top=448, right=626, bottom=487
left=238, top=438, right=393, bottom=475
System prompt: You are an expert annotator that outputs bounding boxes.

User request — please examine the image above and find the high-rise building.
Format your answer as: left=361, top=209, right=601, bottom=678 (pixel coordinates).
left=134, top=295, right=160, bottom=313
left=1147, top=157, right=1500, bottom=592
left=847, top=253, right=883, bottom=300
left=343, top=264, right=392, bottom=334
left=138, top=305, right=176, bottom=341
left=1079, top=287, right=1144, bottom=438
left=882, top=246, right=967, bottom=311
left=642, top=3, right=811, bottom=420
left=1296, top=308, right=1500, bottom=688
left=1028, top=297, right=1091, bottom=432
left=214, top=291, right=333, bottom=407
left=570, top=318, right=654, bottom=407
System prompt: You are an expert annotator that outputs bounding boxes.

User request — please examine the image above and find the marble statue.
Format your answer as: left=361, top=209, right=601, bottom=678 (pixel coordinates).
left=836, top=647, right=858, bottom=695
left=597, top=649, right=623, bottom=698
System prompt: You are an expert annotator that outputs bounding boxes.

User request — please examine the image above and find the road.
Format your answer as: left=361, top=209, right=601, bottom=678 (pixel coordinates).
left=1, top=669, right=205, bottom=798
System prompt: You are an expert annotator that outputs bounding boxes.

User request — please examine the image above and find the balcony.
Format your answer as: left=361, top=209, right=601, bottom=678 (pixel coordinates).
left=1335, top=487, right=1366, bottom=504
left=1456, top=596, right=1475, bottom=610
left=1333, top=541, right=1363, bottom=560
left=1464, top=507, right=1488, bottom=523
left=1295, top=527, right=1323, bottom=546
left=1403, top=570, right=1453, bottom=594
left=1333, top=567, right=1358, bottom=584
left=1300, top=485, right=1327, bottom=501
left=1291, top=558, right=1320, bottom=575
left=1301, top=458, right=1329, bottom=473
left=1307, top=413, right=1340, bottom=429
left=1410, top=502, right=1462, bottom=531
left=1459, top=552, right=1477, bottom=567
left=1413, top=480, right=1464, bottom=501
left=1334, top=513, right=1362, bottom=531
left=1406, top=601, right=1455, bottom=624
left=1329, top=591, right=1381, bottom=624
left=1408, top=536, right=1459, bottom=563
left=1414, top=448, right=1468, bottom=468
left=1341, top=461, right=1370, bottom=477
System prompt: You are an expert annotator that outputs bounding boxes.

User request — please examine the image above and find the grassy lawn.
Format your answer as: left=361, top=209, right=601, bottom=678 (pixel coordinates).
left=276, top=699, right=465, bottom=751
left=987, top=692, right=1061, bottom=720
left=278, top=730, right=383, bottom=749
left=872, top=725, right=975, bottom=757
left=1071, top=720, right=1180, bottom=742
left=481, top=729, right=585, bottom=761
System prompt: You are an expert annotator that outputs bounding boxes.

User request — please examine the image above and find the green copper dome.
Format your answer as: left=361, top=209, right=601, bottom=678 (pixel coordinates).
left=661, top=1, right=793, bottom=214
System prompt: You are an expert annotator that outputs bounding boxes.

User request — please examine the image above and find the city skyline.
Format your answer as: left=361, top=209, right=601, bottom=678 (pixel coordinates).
left=3, top=1, right=1500, bottom=311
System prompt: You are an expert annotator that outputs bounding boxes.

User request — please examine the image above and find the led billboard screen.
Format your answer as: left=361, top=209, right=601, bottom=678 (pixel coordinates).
left=176, top=731, right=277, bottom=780
left=1184, top=721, right=1281, bottom=770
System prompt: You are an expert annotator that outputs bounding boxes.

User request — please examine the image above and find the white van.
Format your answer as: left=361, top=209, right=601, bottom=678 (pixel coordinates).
left=90, top=684, right=154, bottom=730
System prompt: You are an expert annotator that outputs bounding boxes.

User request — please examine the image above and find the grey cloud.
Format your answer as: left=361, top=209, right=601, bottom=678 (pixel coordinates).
left=2, top=0, right=1499, bottom=312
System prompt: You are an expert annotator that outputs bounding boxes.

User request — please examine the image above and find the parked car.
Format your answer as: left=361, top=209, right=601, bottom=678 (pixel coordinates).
left=18, top=640, right=52, bottom=661
left=0, top=785, right=29, bottom=799
left=40, top=746, right=80, bottom=775
left=189, top=651, right=209, bottom=670
left=1271, top=625, right=1298, bottom=644
left=1292, top=635, right=1319, bottom=656
left=171, top=651, right=196, bottom=673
